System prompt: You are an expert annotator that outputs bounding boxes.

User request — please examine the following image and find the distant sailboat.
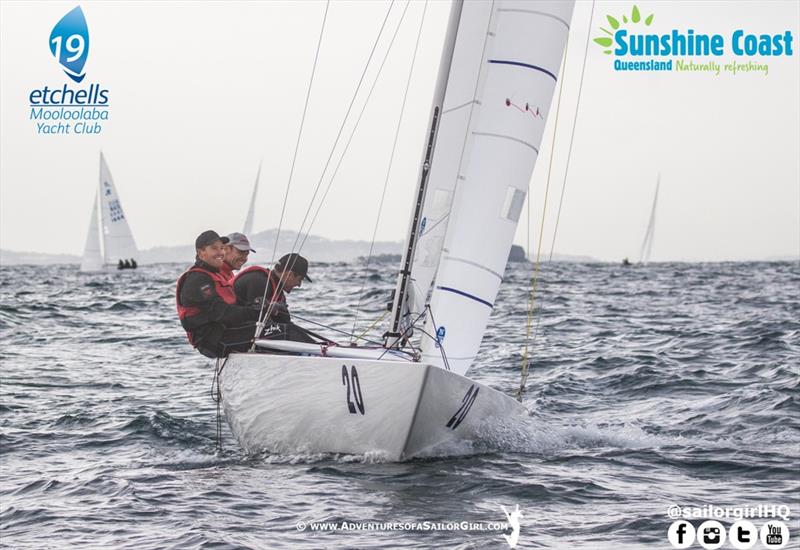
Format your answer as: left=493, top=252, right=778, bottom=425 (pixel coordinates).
left=79, top=152, right=139, bottom=272
left=242, top=162, right=261, bottom=236
left=638, top=175, right=659, bottom=265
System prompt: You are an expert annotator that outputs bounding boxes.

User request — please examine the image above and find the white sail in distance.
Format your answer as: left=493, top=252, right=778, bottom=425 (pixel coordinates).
left=243, top=162, right=261, bottom=236
left=639, top=175, right=659, bottom=264
left=98, top=152, right=139, bottom=265
left=79, top=190, right=103, bottom=272
left=420, top=0, right=574, bottom=376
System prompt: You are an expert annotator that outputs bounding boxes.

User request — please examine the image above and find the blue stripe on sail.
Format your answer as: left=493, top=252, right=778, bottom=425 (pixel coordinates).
left=487, top=59, right=557, bottom=82
left=436, top=286, right=494, bottom=309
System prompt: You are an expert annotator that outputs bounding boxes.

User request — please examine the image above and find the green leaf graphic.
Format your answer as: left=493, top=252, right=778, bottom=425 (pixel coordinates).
left=594, top=37, right=613, bottom=47
left=604, top=50, right=612, bottom=54
left=632, top=5, right=641, bottom=23
left=645, top=14, right=654, bottom=25
left=601, top=27, right=613, bottom=36
left=607, top=15, right=620, bottom=29
left=623, top=15, right=628, bottom=23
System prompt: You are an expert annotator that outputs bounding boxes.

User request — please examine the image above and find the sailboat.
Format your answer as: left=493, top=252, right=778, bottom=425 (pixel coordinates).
left=220, top=0, right=574, bottom=460
left=79, top=152, right=140, bottom=272
left=638, top=174, right=659, bottom=264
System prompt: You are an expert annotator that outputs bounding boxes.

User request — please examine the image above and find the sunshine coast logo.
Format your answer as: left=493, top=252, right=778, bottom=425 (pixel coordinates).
left=594, top=4, right=794, bottom=76
left=29, top=5, right=110, bottom=135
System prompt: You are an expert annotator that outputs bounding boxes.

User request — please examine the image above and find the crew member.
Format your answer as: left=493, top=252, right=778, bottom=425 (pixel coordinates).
left=234, top=253, right=315, bottom=342
left=176, top=230, right=261, bottom=358
left=220, top=232, right=255, bottom=281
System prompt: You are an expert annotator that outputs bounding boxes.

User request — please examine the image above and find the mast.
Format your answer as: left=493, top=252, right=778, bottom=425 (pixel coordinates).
left=386, top=0, right=464, bottom=344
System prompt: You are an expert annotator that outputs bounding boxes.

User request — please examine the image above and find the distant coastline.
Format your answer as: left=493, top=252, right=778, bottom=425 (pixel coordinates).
left=2, top=228, right=796, bottom=265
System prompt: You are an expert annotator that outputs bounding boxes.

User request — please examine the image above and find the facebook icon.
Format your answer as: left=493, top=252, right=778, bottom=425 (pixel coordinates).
left=668, top=520, right=696, bottom=549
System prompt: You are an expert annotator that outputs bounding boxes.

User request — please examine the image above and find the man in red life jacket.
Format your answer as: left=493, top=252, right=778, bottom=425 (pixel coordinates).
left=176, top=230, right=261, bottom=358
left=220, top=232, right=255, bottom=282
left=233, top=253, right=315, bottom=342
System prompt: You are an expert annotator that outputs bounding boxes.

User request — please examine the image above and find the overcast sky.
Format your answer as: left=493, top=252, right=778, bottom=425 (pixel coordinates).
left=1, top=0, right=798, bottom=262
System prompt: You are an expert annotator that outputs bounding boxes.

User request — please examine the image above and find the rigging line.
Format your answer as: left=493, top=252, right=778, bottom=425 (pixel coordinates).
left=297, top=0, right=412, bottom=253
left=519, top=1, right=596, bottom=401
left=517, top=16, right=573, bottom=402
left=287, top=0, right=399, bottom=257
left=290, top=313, right=385, bottom=346
left=259, top=0, right=398, bottom=332
left=547, top=0, right=595, bottom=264
left=350, top=0, right=429, bottom=344
left=271, top=1, right=330, bottom=264
left=355, top=309, right=390, bottom=343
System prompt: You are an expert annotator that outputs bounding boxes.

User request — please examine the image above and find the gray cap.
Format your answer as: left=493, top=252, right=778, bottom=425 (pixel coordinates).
left=226, top=232, right=255, bottom=253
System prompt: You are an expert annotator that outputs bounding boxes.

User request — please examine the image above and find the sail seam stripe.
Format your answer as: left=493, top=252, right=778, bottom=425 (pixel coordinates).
left=442, top=99, right=478, bottom=114
left=472, top=131, right=539, bottom=153
left=487, top=59, right=557, bottom=81
left=435, top=286, right=493, bottom=308
left=496, top=8, right=570, bottom=30
left=443, top=255, right=503, bottom=281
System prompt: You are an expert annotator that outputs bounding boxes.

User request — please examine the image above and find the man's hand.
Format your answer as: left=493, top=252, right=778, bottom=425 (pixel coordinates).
left=269, top=302, right=289, bottom=319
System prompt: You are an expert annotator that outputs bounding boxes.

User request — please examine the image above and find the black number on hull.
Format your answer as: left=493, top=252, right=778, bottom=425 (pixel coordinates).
left=342, top=365, right=365, bottom=415
left=446, top=385, right=479, bottom=430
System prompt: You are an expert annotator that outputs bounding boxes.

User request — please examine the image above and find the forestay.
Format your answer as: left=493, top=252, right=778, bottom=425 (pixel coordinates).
left=420, top=0, right=574, bottom=375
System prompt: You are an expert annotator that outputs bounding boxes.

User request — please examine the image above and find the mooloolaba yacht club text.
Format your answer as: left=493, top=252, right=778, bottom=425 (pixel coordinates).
left=614, top=58, right=770, bottom=75
left=28, top=83, right=110, bottom=135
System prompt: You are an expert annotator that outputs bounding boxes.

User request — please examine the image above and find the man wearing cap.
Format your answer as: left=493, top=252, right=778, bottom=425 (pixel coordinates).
left=175, top=230, right=261, bottom=358
left=233, top=253, right=314, bottom=342
left=220, top=232, right=255, bottom=282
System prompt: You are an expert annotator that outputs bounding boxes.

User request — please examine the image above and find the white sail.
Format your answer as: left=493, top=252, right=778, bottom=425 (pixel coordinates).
left=243, top=162, right=261, bottom=236
left=79, top=191, right=103, bottom=272
left=405, top=1, right=494, bottom=323
left=639, top=175, right=659, bottom=264
left=420, top=0, right=574, bottom=376
left=98, top=152, right=139, bottom=266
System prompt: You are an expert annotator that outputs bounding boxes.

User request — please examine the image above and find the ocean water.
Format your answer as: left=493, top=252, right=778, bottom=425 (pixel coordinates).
left=1, top=261, right=798, bottom=549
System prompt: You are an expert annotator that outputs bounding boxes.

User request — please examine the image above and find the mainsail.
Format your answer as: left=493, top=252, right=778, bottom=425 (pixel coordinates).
left=243, top=162, right=261, bottom=236
left=639, top=175, right=659, bottom=264
left=79, top=190, right=103, bottom=272
left=395, top=0, right=574, bottom=376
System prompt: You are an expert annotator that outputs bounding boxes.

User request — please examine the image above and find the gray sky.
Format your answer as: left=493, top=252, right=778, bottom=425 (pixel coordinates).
left=1, top=0, right=798, bottom=262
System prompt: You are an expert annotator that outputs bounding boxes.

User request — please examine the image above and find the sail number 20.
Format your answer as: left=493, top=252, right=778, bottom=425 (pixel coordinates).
left=341, top=365, right=365, bottom=415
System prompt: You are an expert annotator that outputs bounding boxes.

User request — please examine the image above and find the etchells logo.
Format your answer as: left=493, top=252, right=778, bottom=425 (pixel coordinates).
left=29, top=5, right=110, bottom=135
left=594, top=4, right=795, bottom=76
left=49, top=6, right=89, bottom=83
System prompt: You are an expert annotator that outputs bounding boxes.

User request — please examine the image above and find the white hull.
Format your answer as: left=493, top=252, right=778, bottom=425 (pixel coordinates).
left=220, top=353, right=526, bottom=461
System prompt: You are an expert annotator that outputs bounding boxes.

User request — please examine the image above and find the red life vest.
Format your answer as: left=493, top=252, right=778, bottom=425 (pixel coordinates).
left=235, top=266, right=286, bottom=304
left=175, top=266, right=237, bottom=345
left=219, top=262, right=234, bottom=283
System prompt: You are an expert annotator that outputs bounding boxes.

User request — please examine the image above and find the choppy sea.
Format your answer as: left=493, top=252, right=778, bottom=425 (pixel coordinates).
left=1, top=261, right=798, bottom=549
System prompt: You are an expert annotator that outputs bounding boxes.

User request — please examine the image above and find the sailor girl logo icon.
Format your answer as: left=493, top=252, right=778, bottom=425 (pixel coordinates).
left=501, top=504, right=523, bottom=548
left=49, top=6, right=90, bottom=83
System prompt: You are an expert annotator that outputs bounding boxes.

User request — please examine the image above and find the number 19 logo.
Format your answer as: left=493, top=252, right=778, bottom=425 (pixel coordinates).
left=49, top=6, right=90, bottom=83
